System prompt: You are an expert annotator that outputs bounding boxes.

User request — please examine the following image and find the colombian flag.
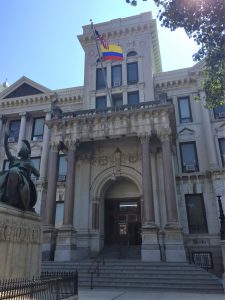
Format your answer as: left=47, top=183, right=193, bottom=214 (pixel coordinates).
left=100, top=44, right=123, bottom=61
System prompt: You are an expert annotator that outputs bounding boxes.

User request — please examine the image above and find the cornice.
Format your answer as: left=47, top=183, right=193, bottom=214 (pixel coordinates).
left=0, top=93, right=53, bottom=108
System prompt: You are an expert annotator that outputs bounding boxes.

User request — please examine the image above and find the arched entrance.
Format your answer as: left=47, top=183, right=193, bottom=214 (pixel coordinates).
left=104, top=178, right=142, bottom=247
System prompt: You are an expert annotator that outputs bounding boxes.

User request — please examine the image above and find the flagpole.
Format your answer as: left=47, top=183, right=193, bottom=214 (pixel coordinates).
left=90, top=19, right=113, bottom=107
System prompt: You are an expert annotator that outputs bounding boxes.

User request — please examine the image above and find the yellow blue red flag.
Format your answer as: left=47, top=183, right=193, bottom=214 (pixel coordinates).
left=100, top=44, right=123, bottom=61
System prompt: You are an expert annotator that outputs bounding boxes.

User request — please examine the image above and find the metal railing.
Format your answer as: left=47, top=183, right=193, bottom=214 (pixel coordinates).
left=0, top=272, right=78, bottom=300
left=88, top=251, right=105, bottom=289
left=61, top=100, right=168, bottom=119
left=191, top=252, right=213, bottom=271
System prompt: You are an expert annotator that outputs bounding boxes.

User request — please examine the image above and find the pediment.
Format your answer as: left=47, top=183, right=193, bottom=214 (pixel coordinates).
left=0, top=76, right=52, bottom=99
left=178, top=127, right=195, bottom=136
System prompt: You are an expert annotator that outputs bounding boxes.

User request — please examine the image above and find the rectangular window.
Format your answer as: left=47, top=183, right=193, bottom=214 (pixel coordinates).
left=213, top=105, right=225, bottom=119
left=127, top=62, right=138, bottom=84
left=96, top=96, right=107, bottom=109
left=219, top=138, right=225, bottom=166
left=2, top=160, right=9, bottom=171
left=58, top=155, right=67, bottom=182
left=180, top=142, right=199, bottom=172
left=32, top=117, right=45, bottom=141
left=128, top=91, right=139, bottom=105
left=55, top=201, right=64, bottom=228
left=30, top=157, right=41, bottom=180
left=178, top=97, right=192, bottom=123
left=8, top=120, right=21, bottom=142
left=112, top=93, right=123, bottom=107
left=111, top=65, right=122, bottom=87
left=96, top=68, right=106, bottom=90
left=185, top=194, right=208, bottom=234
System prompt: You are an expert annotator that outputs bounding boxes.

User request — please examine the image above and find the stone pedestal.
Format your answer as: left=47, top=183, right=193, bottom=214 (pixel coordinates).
left=54, top=226, right=78, bottom=261
left=164, top=223, right=186, bottom=262
left=221, top=240, right=225, bottom=291
left=42, top=225, right=57, bottom=261
left=0, top=203, right=42, bottom=279
left=141, top=224, right=161, bottom=262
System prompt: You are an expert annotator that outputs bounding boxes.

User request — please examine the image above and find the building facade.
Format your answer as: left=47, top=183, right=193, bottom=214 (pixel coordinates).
left=0, top=12, right=225, bottom=274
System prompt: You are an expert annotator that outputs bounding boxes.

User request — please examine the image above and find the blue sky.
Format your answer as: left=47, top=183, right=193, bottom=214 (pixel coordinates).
left=0, top=0, right=199, bottom=90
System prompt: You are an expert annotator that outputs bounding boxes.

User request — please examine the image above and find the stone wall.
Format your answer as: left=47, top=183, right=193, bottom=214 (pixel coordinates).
left=0, top=203, right=42, bottom=279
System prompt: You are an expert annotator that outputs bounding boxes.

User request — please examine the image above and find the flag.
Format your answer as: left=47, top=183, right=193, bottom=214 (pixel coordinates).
left=100, top=44, right=123, bottom=61
left=95, top=30, right=109, bottom=50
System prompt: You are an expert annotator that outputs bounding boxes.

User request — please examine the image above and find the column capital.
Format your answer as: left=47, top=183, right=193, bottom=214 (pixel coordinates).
left=19, top=111, right=28, bottom=117
left=64, top=139, right=80, bottom=151
left=49, top=142, right=60, bottom=152
left=139, top=133, right=150, bottom=144
left=159, top=128, right=171, bottom=143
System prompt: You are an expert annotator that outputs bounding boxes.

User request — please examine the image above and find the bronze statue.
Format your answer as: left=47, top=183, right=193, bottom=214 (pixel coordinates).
left=0, top=132, right=40, bottom=211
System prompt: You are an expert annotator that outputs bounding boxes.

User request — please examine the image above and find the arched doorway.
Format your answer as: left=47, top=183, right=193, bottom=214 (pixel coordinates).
left=104, top=178, right=142, bottom=247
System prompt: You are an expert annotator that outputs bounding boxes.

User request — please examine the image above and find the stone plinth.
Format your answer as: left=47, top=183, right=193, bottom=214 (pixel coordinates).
left=42, top=225, right=57, bottom=261
left=164, top=223, right=186, bottom=262
left=0, top=203, right=42, bottom=279
left=141, top=224, right=161, bottom=262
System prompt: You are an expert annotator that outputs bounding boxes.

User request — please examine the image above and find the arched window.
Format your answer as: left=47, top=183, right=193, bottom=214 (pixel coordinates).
left=127, top=51, right=138, bottom=57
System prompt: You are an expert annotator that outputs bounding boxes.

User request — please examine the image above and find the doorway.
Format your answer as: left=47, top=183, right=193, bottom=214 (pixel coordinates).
left=104, top=199, right=141, bottom=246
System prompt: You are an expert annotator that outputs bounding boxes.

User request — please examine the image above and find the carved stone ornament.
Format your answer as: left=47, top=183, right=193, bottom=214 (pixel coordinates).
left=0, top=218, right=42, bottom=244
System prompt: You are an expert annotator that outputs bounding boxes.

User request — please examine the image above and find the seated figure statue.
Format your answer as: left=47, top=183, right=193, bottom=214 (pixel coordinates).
left=0, top=132, right=40, bottom=211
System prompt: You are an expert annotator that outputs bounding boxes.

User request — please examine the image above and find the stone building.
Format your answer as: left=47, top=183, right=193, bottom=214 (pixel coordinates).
left=0, top=12, right=224, bottom=274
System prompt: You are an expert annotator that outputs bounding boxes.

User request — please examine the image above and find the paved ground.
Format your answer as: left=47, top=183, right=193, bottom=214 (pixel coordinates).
left=78, top=288, right=225, bottom=300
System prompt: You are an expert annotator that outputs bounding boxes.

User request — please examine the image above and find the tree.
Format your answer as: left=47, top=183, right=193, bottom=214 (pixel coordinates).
left=126, top=0, right=225, bottom=108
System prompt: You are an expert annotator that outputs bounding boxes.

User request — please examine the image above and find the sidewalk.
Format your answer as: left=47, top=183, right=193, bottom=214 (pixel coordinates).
left=78, top=288, right=225, bottom=300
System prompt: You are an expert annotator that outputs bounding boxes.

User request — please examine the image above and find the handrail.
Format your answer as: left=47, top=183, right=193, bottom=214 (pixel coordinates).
left=88, top=250, right=105, bottom=289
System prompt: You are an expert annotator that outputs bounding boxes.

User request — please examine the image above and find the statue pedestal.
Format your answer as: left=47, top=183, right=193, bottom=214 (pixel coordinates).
left=0, top=203, right=42, bottom=279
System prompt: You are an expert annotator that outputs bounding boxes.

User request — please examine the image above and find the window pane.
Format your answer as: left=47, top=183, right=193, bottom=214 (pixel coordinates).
left=213, top=105, right=225, bottom=119
left=9, top=120, right=21, bottom=142
left=58, top=155, right=67, bottom=181
left=32, top=118, right=45, bottom=140
left=219, top=138, right=225, bottom=166
left=96, top=68, right=106, bottom=90
left=128, top=91, right=139, bottom=105
left=185, top=194, right=208, bottom=233
left=127, top=62, right=138, bottom=84
left=180, top=142, right=199, bottom=172
left=55, top=202, right=64, bottom=228
left=30, top=157, right=41, bottom=180
left=96, top=96, right=107, bottom=109
left=112, top=65, right=122, bottom=87
left=178, top=97, right=192, bottom=123
left=112, top=94, right=123, bottom=107
left=127, top=51, right=137, bottom=57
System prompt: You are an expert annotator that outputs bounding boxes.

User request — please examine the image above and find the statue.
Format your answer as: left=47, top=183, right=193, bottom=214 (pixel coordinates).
left=0, top=132, right=40, bottom=211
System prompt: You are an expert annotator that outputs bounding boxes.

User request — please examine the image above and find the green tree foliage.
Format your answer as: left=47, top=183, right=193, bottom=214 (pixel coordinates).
left=126, top=0, right=225, bottom=107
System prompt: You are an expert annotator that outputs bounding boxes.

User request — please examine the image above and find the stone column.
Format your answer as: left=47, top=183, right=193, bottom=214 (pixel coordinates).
left=55, top=142, right=78, bottom=262
left=0, top=115, right=3, bottom=146
left=161, top=131, right=186, bottom=262
left=140, top=134, right=160, bottom=262
left=17, top=112, right=27, bottom=151
left=39, top=110, right=51, bottom=181
left=200, top=91, right=218, bottom=169
left=42, top=143, right=59, bottom=261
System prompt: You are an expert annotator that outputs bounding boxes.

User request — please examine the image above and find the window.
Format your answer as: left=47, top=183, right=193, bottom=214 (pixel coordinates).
left=8, top=120, right=21, bottom=142
left=185, top=194, right=208, bottom=234
left=127, top=62, right=138, bottom=84
left=2, top=160, right=9, bottom=171
left=180, top=142, right=199, bottom=172
left=213, top=105, right=225, bottom=119
left=30, top=157, right=41, bottom=180
left=128, top=91, right=139, bottom=105
left=111, top=65, right=122, bottom=87
left=55, top=201, right=64, bottom=228
left=96, top=96, right=107, bottom=109
left=178, top=97, right=192, bottom=123
left=219, top=138, right=225, bottom=166
left=96, top=68, right=106, bottom=90
left=32, top=117, right=45, bottom=141
left=58, top=155, right=67, bottom=181
left=127, top=51, right=137, bottom=57
left=112, top=94, right=123, bottom=107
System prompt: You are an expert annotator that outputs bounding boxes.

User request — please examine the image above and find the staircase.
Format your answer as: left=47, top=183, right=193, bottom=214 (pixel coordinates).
left=42, top=259, right=224, bottom=293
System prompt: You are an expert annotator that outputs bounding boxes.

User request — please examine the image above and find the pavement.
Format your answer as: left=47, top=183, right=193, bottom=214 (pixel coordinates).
left=78, top=288, right=225, bottom=300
